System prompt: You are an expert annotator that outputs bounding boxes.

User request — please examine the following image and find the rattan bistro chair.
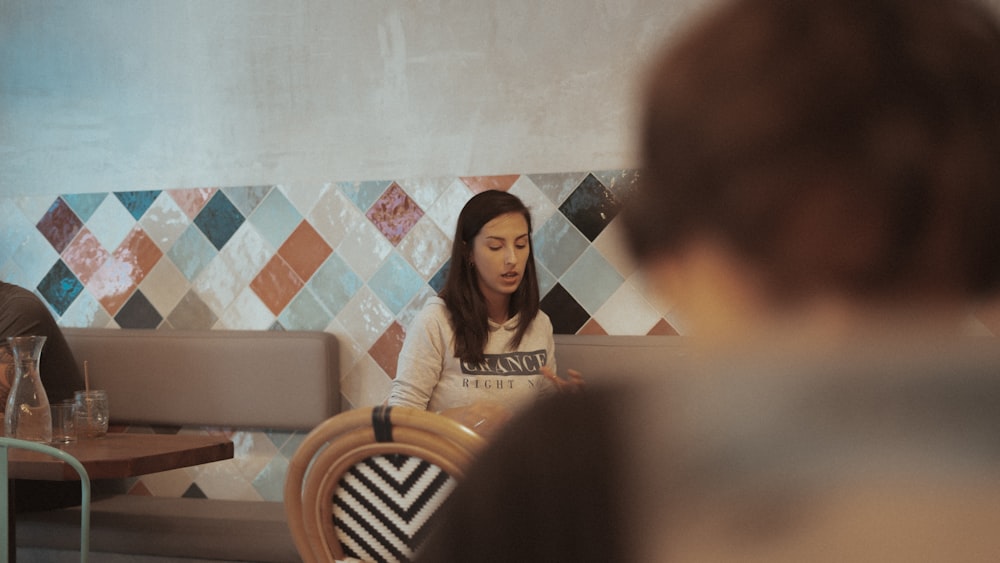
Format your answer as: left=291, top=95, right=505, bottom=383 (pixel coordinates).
left=284, top=406, right=485, bottom=563
left=0, top=437, right=91, bottom=563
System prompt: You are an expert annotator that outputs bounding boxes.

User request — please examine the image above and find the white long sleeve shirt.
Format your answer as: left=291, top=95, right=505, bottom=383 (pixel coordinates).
left=387, top=297, right=556, bottom=414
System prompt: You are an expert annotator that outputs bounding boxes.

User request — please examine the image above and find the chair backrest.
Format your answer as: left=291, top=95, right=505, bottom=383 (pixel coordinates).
left=285, top=406, right=485, bottom=563
left=0, top=437, right=90, bottom=563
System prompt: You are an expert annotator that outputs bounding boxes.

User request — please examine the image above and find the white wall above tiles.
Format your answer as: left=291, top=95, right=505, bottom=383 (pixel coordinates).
left=0, top=0, right=709, bottom=197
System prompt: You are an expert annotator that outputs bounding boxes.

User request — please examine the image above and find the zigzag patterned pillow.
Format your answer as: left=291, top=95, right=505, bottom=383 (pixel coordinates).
left=333, top=454, right=456, bottom=563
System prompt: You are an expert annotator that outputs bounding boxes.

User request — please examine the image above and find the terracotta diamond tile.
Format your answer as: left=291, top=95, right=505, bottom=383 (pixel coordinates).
left=250, top=255, right=304, bottom=316
left=369, top=321, right=406, bottom=380
left=36, top=197, right=84, bottom=253
left=61, top=227, right=110, bottom=284
left=277, top=221, right=333, bottom=282
left=647, top=318, right=680, bottom=336
left=460, top=174, right=520, bottom=193
left=577, top=318, right=608, bottom=335
left=366, top=182, right=424, bottom=246
left=115, top=226, right=163, bottom=286
left=168, top=187, right=216, bottom=220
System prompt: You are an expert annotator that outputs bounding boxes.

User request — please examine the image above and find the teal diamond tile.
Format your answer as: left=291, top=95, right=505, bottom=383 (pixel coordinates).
left=533, top=212, right=589, bottom=278
left=308, top=254, right=363, bottom=317
left=248, top=188, right=302, bottom=250
left=167, top=225, right=218, bottom=281
left=368, top=252, right=425, bottom=315
left=278, top=286, right=332, bottom=330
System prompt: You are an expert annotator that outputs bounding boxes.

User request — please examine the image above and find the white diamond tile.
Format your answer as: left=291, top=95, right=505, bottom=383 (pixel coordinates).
left=337, top=218, right=393, bottom=282
left=87, top=195, right=136, bottom=252
left=509, top=175, right=558, bottom=228
left=592, top=218, right=637, bottom=278
left=396, top=217, right=450, bottom=279
left=592, top=282, right=663, bottom=335
left=57, top=288, right=111, bottom=328
left=395, top=175, right=453, bottom=211
left=341, top=354, right=393, bottom=410
left=280, top=182, right=326, bottom=217
left=140, top=192, right=189, bottom=252
left=308, top=187, right=361, bottom=252
left=218, top=287, right=276, bottom=330
left=424, top=178, right=473, bottom=238
left=13, top=233, right=59, bottom=287
left=336, top=286, right=394, bottom=351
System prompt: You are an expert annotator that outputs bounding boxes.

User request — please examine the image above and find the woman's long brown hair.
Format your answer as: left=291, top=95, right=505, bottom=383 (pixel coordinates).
left=439, top=190, right=540, bottom=364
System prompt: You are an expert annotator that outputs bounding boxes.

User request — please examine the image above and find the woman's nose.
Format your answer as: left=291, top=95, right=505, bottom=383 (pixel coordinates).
left=504, top=247, right=516, bottom=264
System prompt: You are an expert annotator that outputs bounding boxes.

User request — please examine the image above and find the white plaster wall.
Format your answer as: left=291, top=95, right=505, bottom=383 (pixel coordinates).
left=0, top=0, right=704, bottom=197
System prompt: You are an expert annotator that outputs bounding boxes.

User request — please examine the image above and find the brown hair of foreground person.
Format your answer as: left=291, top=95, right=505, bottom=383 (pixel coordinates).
left=623, top=0, right=1000, bottom=305
left=415, top=0, right=1000, bottom=561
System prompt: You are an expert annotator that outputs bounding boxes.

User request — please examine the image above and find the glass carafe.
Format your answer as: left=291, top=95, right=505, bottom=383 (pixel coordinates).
left=4, top=335, right=52, bottom=443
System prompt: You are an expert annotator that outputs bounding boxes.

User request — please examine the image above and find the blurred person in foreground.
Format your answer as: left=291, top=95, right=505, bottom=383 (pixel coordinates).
left=417, top=0, right=1000, bottom=560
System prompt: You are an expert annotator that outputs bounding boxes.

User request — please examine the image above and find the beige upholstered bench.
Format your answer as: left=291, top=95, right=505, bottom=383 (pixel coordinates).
left=17, top=328, right=340, bottom=563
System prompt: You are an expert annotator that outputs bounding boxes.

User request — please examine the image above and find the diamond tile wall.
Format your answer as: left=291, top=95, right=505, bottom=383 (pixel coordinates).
left=1, top=170, right=683, bottom=502
left=5, top=170, right=1000, bottom=501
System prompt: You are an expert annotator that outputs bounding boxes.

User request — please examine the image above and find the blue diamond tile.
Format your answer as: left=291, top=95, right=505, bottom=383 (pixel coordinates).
left=368, top=252, right=425, bottom=315
left=36, top=260, right=84, bottom=316
left=428, top=259, right=450, bottom=294
left=194, top=191, right=245, bottom=250
left=115, top=190, right=162, bottom=220
left=308, top=254, right=364, bottom=317
left=62, top=193, right=109, bottom=223
left=559, top=173, right=620, bottom=241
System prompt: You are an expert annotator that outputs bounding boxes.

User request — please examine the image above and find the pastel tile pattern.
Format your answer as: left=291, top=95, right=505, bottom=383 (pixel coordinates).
left=0, top=169, right=706, bottom=504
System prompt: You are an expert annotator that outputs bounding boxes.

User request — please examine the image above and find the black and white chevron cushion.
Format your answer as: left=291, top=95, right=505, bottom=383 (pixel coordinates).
left=332, top=454, right=456, bottom=563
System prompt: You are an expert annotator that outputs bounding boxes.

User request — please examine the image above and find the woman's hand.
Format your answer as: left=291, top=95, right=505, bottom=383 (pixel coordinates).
left=541, top=366, right=585, bottom=393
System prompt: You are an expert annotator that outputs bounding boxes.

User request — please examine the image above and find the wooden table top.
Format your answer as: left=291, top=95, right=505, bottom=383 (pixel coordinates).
left=7, top=432, right=235, bottom=481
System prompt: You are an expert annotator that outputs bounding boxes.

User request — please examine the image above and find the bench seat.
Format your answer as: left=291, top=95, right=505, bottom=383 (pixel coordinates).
left=18, top=496, right=298, bottom=562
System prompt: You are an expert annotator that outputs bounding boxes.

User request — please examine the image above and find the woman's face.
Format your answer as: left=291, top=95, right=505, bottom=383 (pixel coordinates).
left=471, top=212, right=531, bottom=306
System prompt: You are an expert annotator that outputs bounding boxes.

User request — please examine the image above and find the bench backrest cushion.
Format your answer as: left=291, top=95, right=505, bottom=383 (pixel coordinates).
left=62, top=328, right=339, bottom=430
left=554, top=334, right=688, bottom=382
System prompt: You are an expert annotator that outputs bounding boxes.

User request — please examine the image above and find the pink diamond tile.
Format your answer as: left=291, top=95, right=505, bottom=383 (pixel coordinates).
left=250, top=255, right=304, bottom=315
left=369, top=321, right=406, bottom=380
left=168, top=187, right=216, bottom=220
left=460, top=174, right=520, bottom=193
left=86, top=227, right=163, bottom=315
left=36, top=198, right=84, bottom=253
left=62, top=227, right=110, bottom=284
left=366, top=182, right=423, bottom=246
left=88, top=257, right=140, bottom=316
left=277, top=221, right=332, bottom=282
